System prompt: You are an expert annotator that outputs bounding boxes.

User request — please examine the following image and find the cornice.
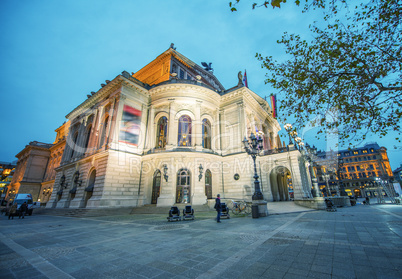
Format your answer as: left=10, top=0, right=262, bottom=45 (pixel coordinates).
left=149, top=83, right=220, bottom=106
left=66, top=75, right=150, bottom=120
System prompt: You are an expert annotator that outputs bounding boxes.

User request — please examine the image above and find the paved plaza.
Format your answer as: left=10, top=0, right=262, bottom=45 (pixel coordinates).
left=0, top=203, right=401, bottom=279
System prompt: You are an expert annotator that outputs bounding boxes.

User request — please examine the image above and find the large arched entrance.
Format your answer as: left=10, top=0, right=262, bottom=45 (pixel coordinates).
left=176, top=169, right=191, bottom=203
left=270, top=166, right=293, bottom=201
left=152, top=170, right=161, bottom=204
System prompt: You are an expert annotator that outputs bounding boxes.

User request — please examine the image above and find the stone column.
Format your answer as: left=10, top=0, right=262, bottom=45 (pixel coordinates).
left=238, top=102, right=245, bottom=153
left=94, top=106, right=104, bottom=150
left=148, top=106, right=155, bottom=150
left=215, top=109, right=222, bottom=153
left=106, top=96, right=119, bottom=147
left=156, top=162, right=175, bottom=206
left=102, top=105, right=113, bottom=150
left=166, top=101, right=176, bottom=150
left=73, top=119, right=86, bottom=158
left=191, top=160, right=208, bottom=205
left=195, top=102, right=202, bottom=151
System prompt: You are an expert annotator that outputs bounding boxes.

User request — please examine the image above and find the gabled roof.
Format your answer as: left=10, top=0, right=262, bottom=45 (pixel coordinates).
left=133, top=47, right=225, bottom=92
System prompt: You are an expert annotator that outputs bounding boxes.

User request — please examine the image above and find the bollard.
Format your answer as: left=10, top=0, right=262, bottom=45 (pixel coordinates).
left=252, top=204, right=259, bottom=218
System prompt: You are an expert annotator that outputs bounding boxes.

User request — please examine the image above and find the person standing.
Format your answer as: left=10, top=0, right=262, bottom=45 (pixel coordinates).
left=215, top=194, right=222, bottom=223
left=19, top=202, right=28, bottom=219
left=8, top=203, right=17, bottom=220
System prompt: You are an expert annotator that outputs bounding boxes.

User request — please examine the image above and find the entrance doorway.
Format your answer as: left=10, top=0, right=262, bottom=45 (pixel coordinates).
left=270, top=167, right=292, bottom=201
left=152, top=170, right=161, bottom=204
left=176, top=169, right=191, bottom=203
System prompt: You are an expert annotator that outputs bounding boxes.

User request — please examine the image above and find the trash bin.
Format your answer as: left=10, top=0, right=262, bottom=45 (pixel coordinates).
left=252, top=204, right=259, bottom=218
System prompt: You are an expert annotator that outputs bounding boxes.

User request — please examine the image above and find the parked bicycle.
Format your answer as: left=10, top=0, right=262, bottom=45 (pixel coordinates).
left=227, top=200, right=251, bottom=215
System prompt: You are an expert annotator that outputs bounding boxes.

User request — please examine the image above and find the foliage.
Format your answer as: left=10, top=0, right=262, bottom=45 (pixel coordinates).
left=229, top=0, right=330, bottom=11
left=232, top=0, right=402, bottom=145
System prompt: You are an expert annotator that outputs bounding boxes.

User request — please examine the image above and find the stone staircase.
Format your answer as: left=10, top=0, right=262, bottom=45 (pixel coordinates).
left=32, top=204, right=213, bottom=218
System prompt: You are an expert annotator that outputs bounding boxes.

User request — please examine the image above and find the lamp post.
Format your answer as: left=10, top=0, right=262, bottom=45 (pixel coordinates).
left=163, top=164, right=168, bottom=182
left=198, top=164, right=203, bottom=181
left=284, top=123, right=293, bottom=145
left=323, top=172, right=331, bottom=197
left=337, top=157, right=347, bottom=196
left=243, top=132, right=264, bottom=200
left=374, top=177, right=384, bottom=204
left=303, top=149, right=322, bottom=198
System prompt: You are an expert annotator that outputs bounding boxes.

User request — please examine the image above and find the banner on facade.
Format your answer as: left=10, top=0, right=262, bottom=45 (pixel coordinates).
left=270, top=94, right=277, bottom=119
left=119, top=105, right=142, bottom=146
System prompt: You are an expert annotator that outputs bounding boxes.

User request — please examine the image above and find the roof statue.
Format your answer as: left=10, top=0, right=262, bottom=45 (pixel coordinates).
left=201, top=62, right=213, bottom=73
left=169, top=43, right=176, bottom=50
left=238, top=71, right=244, bottom=86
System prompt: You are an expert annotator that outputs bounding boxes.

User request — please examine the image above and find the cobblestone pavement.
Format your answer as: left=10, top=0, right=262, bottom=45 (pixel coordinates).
left=0, top=203, right=401, bottom=279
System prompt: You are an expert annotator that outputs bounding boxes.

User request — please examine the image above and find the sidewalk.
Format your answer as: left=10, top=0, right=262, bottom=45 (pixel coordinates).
left=0, top=203, right=401, bottom=279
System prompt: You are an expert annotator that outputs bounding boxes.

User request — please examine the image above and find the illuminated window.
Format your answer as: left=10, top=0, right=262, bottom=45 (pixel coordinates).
left=202, top=119, right=211, bottom=149
left=354, top=151, right=359, bottom=155
left=156, top=116, right=168, bottom=149
left=178, top=115, right=192, bottom=146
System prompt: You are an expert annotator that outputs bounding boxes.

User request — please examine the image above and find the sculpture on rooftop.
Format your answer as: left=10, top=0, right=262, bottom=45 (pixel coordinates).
left=238, top=71, right=244, bottom=86
left=201, top=62, right=213, bottom=73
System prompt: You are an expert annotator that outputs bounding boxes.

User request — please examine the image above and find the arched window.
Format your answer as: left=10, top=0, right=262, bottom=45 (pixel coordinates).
left=86, top=170, right=96, bottom=192
left=151, top=170, right=161, bottom=204
left=178, top=115, right=191, bottom=146
left=99, top=116, right=109, bottom=148
left=202, top=119, right=211, bottom=149
left=156, top=116, right=168, bottom=149
left=176, top=169, right=191, bottom=203
left=70, top=131, right=79, bottom=159
left=205, top=169, right=212, bottom=199
left=84, top=124, right=92, bottom=150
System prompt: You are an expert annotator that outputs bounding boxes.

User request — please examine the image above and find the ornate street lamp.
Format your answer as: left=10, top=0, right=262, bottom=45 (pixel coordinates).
left=284, top=123, right=293, bottom=145
left=323, top=171, right=331, bottom=197
left=243, top=132, right=264, bottom=200
left=163, top=164, right=169, bottom=182
left=60, top=174, right=68, bottom=189
left=374, top=177, right=384, bottom=203
left=198, top=164, right=203, bottom=181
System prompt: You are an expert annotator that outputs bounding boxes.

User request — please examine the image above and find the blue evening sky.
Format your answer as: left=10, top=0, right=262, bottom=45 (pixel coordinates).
left=1, top=0, right=400, bottom=169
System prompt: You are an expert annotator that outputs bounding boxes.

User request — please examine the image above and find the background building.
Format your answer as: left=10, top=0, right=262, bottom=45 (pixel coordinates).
left=314, top=143, right=395, bottom=198
left=0, top=161, right=16, bottom=205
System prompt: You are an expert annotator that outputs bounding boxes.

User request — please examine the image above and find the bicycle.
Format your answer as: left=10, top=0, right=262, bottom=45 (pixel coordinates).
left=227, top=200, right=251, bottom=215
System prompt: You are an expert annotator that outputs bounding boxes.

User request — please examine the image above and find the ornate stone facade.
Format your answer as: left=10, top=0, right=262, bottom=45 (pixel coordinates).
left=41, top=47, right=312, bottom=209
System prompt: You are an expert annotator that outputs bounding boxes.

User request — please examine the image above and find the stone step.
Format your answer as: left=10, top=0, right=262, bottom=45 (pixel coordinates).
left=130, top=204, right=212, bottom=214
left=33, top=204, right=213, bottom=218
left=33, top=207, right=133, bottom=218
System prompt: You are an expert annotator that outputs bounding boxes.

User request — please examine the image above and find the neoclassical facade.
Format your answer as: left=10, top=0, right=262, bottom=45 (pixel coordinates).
left=46, top=47, right=312, bottom=209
